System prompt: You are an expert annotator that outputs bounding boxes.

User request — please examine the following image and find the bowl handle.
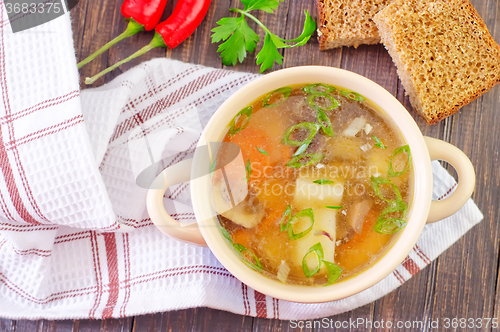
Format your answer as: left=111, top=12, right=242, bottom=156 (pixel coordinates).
left=146, top=158, right=207, bottom=246
left=424, top=136, right=476, bottom=223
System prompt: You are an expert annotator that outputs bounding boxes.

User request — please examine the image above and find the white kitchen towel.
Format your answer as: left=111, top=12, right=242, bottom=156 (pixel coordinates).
left=0, top=9, right=483, bottom=320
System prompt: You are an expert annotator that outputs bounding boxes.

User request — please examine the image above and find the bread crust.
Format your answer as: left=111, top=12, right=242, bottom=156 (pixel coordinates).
left=374, top=0, right=500, bottom=124
left=317, top=0, right=390, bottom=51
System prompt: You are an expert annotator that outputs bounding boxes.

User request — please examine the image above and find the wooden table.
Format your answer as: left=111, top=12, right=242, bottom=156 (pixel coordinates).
left=2, top=0, right=499, bottom=330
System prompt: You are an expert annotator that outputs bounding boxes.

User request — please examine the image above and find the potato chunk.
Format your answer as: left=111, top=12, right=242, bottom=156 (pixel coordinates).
left=294, top=176, right=343, bottom=208
left=290, top=174, right=344, bottom=275
left=324, top=136, right=365, bottom=163
left=291, top=207, right=338, bottom=270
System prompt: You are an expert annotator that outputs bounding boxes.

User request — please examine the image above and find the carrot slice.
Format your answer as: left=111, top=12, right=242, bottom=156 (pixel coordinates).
left=347, top=210, right=378, bottom=245
left=336, top=210, right=392, bottom=271
left=225, top=127, right=270, bottom=182
left=257, top=202, right=288, bottom=233
left=231, top=228, right=254, bottom=248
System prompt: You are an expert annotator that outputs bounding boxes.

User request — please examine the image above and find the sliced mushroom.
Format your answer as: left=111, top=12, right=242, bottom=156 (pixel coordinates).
left=347, top=199, right=373, bottom=234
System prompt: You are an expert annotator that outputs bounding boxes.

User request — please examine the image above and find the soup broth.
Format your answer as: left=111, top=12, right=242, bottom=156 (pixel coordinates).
left=211, top=84, right=412, bottom=286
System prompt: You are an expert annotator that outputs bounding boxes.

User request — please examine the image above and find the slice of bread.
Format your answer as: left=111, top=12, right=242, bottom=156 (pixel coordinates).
left=374, top=0, right=500, bottom=124
left=317, top=0, right=391, bottom=50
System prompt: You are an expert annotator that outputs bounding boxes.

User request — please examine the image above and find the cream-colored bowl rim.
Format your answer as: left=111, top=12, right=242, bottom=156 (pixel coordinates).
left=191, top=66, right=432, bottom=303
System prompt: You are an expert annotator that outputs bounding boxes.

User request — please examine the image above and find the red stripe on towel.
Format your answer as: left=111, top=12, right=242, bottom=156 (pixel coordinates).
left=102, top=234, right=120, bottom=319
left=0, top=22, right=46, bottom=223
left=89, top=232, right=103, bottom=318
left=0, top=127, right=41, bottom=225
left=414, top=244, right=431, bottom=265
left=242, top=284, right=250, bottom=316
left=393, top=270, right=405, bottom=285
left=0, top=90, right=79, bottom=124
left=120, top=233, right=131, bottom=317
left=402, top=256, right=420, bottom=276
left=254, top=291, right=267, bottom=318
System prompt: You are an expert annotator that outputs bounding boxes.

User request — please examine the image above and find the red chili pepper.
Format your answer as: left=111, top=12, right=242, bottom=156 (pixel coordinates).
left=85, top=0, right=212, bottom=84
left=155, top=0, right=211, bottom=49
left=77, top=0, right=168, bottom=69
left=121, top=0, right=168, bottom=31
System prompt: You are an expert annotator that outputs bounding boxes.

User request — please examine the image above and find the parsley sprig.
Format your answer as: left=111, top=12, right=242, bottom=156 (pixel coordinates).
left=211, top=0, right=316, bottom=73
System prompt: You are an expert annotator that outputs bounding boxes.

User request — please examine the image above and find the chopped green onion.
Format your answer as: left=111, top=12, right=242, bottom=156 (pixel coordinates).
left=325, top=206, right=342, bottom=209
left=280, top=205, right=292, bottom=232
left=286, top=153, right=325, bottom=168
left=370, top=178, right=408, bottom=234
left=374, top=201, right=408, bottom=234
left=288, top=208, right=314, bottom=240
left=340, top=90, right=365, bottom=101
left=302, top=83, right=335, bottom=95
left=313, top=179, right=334, bottom=185
left=209, top=159, right=217, bottom=173
left=262, top=87, right=292, bottom=108
left=220, top=227, right=233, bottom=243
left=228, top=106, right=252, bottom=135
left=302, top=242, right=344, bottom=284
left=372, top=135, right=387, bottom=149
left=302, top=242, right=324, bottom=277
left=256, top=147, right=269, bottom=156
left=379, top=198, right=406, bottom=215
left=382, top=199, right=408, bottom=215
left=293, top=142, right=310, bottom=156
left=374, top=218, right=407, bottom=234
left=388, top=145, right=412, bottom=177
left=283, top=122, right=319, bottom=157
left=323, top=260, right=343, bottom=285
left=307, top=93, right=339, bottom=112
left=233, top=243, right=263, bottom=271
left=245, top=159, right=251, bottom=181
left=317, top=109, right=334, bottom=137
left=283, top=122, right=319, bottom=147
left=370, top=176, right=403, bottom=203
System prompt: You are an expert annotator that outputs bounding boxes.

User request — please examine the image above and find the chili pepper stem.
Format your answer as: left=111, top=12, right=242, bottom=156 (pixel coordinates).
left=77, top=19, right=145, bottom=69
left=85, top=32, right=167, bottom=85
